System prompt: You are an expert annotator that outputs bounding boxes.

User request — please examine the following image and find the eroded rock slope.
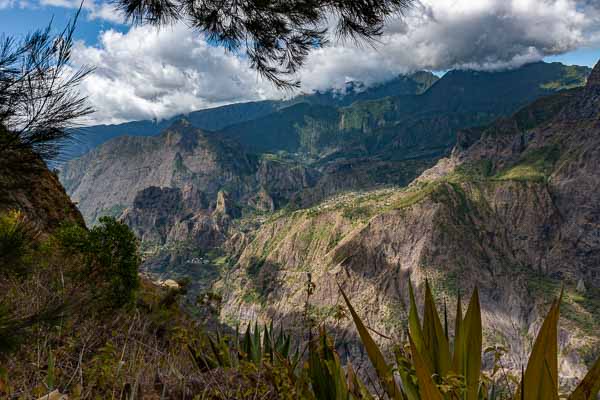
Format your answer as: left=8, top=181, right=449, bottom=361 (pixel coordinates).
left=216, top=62, right=600, bottom=382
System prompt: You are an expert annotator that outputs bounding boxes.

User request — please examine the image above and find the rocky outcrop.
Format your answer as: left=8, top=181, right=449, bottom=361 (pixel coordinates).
left=60, top=119, right=255, bottom=227
left=213, top=190, right=240, bottom=219
left=122, top=185, right=226, bottom=249
left=256, top=159, right=319, bottom=208
left=0, top=150, right=84, bottom=233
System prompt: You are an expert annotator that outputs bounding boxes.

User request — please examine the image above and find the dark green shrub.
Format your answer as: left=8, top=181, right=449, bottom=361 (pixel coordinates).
left=88, top=217, right=140, bottom=308
left=0, top=211, right=34, bottom=276
left=54, top=221, right=90, bottom=254
left=54, top=217, right=141, bottom=309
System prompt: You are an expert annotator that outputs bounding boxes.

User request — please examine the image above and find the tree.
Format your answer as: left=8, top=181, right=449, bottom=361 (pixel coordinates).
left=55, top=217, right=141, bottom=309
left=87, top=217, right=141, bottom=308
left=115, top=0, right=413, bottom=88
left=0, top=8, right=93, bottom=163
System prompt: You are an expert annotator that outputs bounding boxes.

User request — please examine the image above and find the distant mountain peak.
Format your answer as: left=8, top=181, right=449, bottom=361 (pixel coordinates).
left=587, top=59, right=600, bottom=88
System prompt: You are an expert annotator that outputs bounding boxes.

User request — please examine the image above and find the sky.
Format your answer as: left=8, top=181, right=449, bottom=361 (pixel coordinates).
left=1, top=0, right=600, bottom=125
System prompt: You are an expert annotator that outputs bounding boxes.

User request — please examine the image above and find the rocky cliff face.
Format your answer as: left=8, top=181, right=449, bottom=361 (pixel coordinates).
left=215, top=62, right=600, bottom=383
left=0, top=150, right=84, bottom=233
left=61, top=119, right=256, bottom=227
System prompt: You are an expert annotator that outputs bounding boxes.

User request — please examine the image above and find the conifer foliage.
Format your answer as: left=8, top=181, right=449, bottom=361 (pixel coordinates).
left=114, top=0, right=413, bottom=88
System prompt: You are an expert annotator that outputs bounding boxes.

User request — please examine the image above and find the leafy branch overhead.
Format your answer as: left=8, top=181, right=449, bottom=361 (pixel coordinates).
left=0, top=9, right=93, bottom=162
left=115, top=0, right=413, bottom=88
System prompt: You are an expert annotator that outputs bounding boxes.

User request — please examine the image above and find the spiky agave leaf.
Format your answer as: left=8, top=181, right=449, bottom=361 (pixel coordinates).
left=308, top=327, right=350, bottom=400
left=516, top=290, right=563, bottom=400
left=409, top=334, right=444, bottom=400
left=408, top=280, right=427, bottom=366
left=422, top=280, right=451, bottom=378
left=462, top=288, right=482, bottom=400
left=253, top=321, right=262, bottom=363
left=451, top=292, right=464, bottom=374
left=339, top=283, right=405, bottom=400
left=569, top=355, right=600, bottom=400
left=263, top=323, right=273, bottom=362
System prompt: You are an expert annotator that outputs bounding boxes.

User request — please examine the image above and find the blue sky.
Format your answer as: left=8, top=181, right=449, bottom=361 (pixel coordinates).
left=0, top=6, right=125, bottom=43
left=2, top=1, right=599, bottom=125
left=2, top=5, right=597, bottom=67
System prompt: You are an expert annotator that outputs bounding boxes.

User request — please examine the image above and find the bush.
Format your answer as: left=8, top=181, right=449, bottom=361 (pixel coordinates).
left=0, top=211, right=34, bottom=276
left=55, top=217, right=141, bottom=309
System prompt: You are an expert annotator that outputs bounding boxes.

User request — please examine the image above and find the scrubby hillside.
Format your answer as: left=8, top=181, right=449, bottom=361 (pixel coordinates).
left=215, top=62, right=600, bottom=383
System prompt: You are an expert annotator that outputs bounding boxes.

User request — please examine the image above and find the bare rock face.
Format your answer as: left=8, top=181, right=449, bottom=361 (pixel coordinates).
left=122, top=185, right=226, bottom=249
left=249, top=188, right=276, bottom=213
left=60, top=120, right=254, bottom=227
left=585, top=60, right=600, bottom=88
left=256, top=159, right=318, bottom=200
left=217, top=62, right=600, bottom=383
left=0, top=151, right=84, bottom=233
left=213, top=190, right=240, bottom=218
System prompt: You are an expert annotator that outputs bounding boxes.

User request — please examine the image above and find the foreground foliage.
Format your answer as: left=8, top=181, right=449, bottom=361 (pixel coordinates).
left=340, top=281, right=600, bottom=400
left=1, top=209, right=599, bottom=399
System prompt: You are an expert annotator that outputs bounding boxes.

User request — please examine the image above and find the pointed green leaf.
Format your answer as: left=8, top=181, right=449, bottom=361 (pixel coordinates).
left=253, top=321, right=262, bottom=363
left=409, top=334, right=443, bottom=400
left=408, top=280, right=426, bottom=357
left=242, top=322, right=252, bottom=360
left=463, top=287, right=482, bottom=400
left=339, top=284, right=405, bottom=400
left=518, top=292, right=562, bottom=400
left=451, top=293, right=464, bottom=374
left=569, top=355, right=600, bottom=400
left=264, top=324, right=273, bottom=362
left=308, top=329, right=346, bottom=400
left=422, top=280, right=451, bottom=377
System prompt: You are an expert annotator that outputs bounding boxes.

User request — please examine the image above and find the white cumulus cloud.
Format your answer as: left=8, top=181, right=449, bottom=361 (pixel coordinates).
left=67, top=0, right=600, bottom=124
left=297, top=0, right=600, bottom=92
left=71, top=24, right=280, bottom=125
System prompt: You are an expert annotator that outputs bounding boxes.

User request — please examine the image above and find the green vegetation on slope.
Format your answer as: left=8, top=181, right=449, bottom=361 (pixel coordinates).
left=495, top=145, right=561, bottom=182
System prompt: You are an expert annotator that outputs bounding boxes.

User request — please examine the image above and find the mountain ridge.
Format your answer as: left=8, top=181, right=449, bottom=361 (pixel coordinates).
left=216, top=61, right=600, bottom=381
left=60, top=61, right=592, bottom=232
left=64, top=71, right=441, bottom=160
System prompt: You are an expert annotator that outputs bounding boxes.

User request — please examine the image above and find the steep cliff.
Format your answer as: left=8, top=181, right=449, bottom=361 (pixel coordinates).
left=61, top=119, right=256, bottom=227
left=0, top=149, right=84, bottom=233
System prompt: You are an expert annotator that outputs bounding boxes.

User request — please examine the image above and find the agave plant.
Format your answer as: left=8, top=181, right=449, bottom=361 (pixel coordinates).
left=340, top=281, right=600, bottom=400
left=308, top=326, right=375, bottom=400
left=188, top=321, right=299, bottom=371
left=190, top=321, right=379, bottom=399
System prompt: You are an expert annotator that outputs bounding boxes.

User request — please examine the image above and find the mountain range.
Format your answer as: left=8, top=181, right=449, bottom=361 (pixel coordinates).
left=58, top=60, right=599, bottom=378
left=64, top=71, right=440, bottom=160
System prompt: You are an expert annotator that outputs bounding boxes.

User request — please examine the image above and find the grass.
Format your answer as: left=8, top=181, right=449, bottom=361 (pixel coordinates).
left=540, top=65, right=589, bottom=90
left=341, top=205, right=373, bottom=221
left=392, top=182, right=440, bottom=210
left=526, top=273, right=600, bottom=339
left=494, top=145, right=561, bottom=182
